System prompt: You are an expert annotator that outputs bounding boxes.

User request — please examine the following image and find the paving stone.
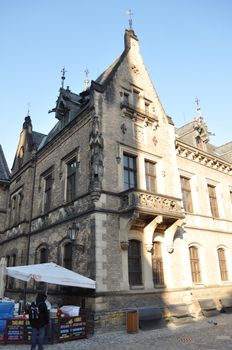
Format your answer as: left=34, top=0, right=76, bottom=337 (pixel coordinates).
left=1, top=313, right=232, bottom=349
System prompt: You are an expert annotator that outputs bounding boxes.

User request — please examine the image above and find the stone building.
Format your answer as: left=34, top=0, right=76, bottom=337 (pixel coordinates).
left=1, top=28, right=232, bottom=332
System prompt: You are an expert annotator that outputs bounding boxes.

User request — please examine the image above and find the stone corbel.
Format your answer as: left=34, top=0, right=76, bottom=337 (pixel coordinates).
left=145, top=244, right=153, bottom=253
left=120, top=241, right=129, bottom=250
left=119, top=211, right=139, bottom=243
left=164, top=219, right=185, bottom=253
left=144, top=215, right=163, bottom=247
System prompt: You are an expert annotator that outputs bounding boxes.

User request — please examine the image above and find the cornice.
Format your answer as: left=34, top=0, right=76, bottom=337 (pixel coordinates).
left=176, top=140, right=232, bottom=175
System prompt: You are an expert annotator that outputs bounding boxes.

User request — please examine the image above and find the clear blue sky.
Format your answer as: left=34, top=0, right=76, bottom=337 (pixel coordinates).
left=1, top=0, right=232, bottom=169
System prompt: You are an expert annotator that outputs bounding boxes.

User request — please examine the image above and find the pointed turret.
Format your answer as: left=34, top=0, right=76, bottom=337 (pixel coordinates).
left=12, top=114, right=45, bottom=172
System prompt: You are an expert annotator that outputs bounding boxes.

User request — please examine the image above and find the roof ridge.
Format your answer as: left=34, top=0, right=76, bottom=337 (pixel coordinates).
left=0, top=145, right=10, bottom=181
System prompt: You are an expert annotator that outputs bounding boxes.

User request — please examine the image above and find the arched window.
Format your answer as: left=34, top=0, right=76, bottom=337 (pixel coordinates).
left=128, top=240, right=142, bottom=286
left=35, top=245, right=48, bottom=264
left=152, top=242, right=164, bottom=286
left=189, top=246, right=201, bottom=283
left=7, top=254, right=16, bottom=289
left=63, top=243, right=72, bottom=270
left=39, top=247, right=48, bottom=264
left=217, top=248, right=228, bottom=281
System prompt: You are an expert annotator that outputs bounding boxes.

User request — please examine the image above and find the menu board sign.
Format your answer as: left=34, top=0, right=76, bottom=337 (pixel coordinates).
left=58, top=316, right=86, bottom=341
left=6, top=319, right=31, bottom=343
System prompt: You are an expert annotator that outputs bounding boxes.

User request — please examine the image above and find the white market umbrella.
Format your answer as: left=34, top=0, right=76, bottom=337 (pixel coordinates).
left=5, top=262, right=96, bottom=289
left=0, top=257, right=7, bottom=298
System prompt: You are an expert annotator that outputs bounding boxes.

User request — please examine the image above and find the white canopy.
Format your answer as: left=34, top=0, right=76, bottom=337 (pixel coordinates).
left=5, top=262, right=96, bottom=289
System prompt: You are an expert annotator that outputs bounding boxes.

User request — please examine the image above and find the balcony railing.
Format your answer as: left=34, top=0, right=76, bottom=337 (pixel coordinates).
left=120, top=189, right=184, bottom=218
left=120, top=101, right=158, bottom=122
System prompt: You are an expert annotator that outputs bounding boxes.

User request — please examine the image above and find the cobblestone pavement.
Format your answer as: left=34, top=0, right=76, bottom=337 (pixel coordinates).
left=1, top=313, right=232, bottom=350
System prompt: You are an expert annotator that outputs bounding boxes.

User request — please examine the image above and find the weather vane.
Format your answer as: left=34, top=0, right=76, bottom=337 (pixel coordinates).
left=126, top=9, right=134, bottom=30
left=61, top=67, right=67, bottom=88
left=27, top=102, right=31, bottom=116
left=84, top=67, right=89, bottom=90
left=195, top=97, right=201, bottom=114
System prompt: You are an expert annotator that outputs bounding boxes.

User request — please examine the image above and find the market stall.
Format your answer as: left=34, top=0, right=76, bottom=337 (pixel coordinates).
left=0, top=262, right=95, bottom=345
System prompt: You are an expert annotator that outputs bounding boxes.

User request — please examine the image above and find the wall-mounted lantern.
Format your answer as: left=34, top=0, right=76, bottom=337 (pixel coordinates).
left=67, top=222, right=79, bottom=241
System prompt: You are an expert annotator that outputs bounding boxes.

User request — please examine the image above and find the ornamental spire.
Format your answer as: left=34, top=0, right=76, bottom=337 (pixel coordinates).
left=126, top=9, right=134, bottom=30
left=195, top=97, right=201, bottom=115
left=60, top=67, right=67, bottom=88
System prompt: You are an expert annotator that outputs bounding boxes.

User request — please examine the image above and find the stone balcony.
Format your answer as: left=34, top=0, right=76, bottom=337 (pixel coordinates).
left=119, top=189, right=184, bottom=220
left=120, top=101, right=158, bottom=124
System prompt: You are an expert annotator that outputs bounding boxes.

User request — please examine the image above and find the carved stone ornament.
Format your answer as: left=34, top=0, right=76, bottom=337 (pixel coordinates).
left=145, top=244, right=153, bottom=253
left=131, top=64, right=139, bottom=74
left=121, top=123, right=127, bottom=134
left=116, top=156, right=121, bottom=164
left=194, top=116, right=209, bottom=143
left=143, top=117, right=148, bottom=127
left=120, top=241, right=129, bottom=250
left=152, top=120, right=159, bottom=131
left=153, top=136, right=158, bottom=146
left=167, top=245, right=174, bottom=254
left=89, top=114, right=104, bottom=192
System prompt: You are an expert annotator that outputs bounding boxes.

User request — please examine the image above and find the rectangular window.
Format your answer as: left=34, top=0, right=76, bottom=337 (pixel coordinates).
left=145, top=160, right=156, bottom=193
left=189, top=246, right=201, bottom=283
left=123, top=154, right=137, bottom=190
left=123, top=92, right=129, bottom=104
left=44, top=175, right=53, bottom=212
left=10, top=191, right=23, bottom=225
left=128, top=240, right=142, bottom=286
left=63, top=243, right=72, bottom=270
left=133, top=90, right=140, bottom=110
left=180, top=176, right=193, bottom=213
left=208, top=184, right=219, bottom=217
left=40, top=248, right=48, bottom=264
left=7, top=254, right=16, bottom=289
left=144, top=102, right=150, bottom=115
left=218, top=248, right=228, bottom=281
left=67, top=159, right=77, bottom=202
left=17, top=192, right=23, bottom=222
left=152, top=242, right=164, bottom=285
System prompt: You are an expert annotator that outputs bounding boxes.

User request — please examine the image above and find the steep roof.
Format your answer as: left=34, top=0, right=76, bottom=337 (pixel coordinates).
left=32, top=131, right=47, bottom=149
left=0, top=145, right=10, bottom=182
left=95, top=53, right=127, bottom=89
left=38, top=87, right=90, bottom=151
left=93, top=29, right=137, bottom=92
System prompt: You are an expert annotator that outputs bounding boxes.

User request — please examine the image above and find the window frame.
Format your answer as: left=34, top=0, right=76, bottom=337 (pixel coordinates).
left=67, top=158, right=77, bottom=202
left=44, top=174, right=53, bottom=212
left=123, top=153, right=137, bottom=190
left=63, top=242, right=73, bottom=270
left=128, top=239, right=142, bottom=286
left=133, top=90, right=140, bottom=110
left=180, top=176, right=193, bottom=213
left=189, top=246, right=201, bottom=283
left=217, top=247, right=228, bottom=281
left=145, top=160, right=157, bottom=193
left=152, top=241, right=165, bottom=286
left=6, top=254, right=16, bottom=289
left=207, top=184, right=219, bottom=218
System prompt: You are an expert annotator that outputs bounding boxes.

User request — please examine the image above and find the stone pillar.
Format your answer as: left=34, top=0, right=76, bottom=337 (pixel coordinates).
left=143, top=215, right=163, bottom=289
left=119, top=212, right=139, bottom=290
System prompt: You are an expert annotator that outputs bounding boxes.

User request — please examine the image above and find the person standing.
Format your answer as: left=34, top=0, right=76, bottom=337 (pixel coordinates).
left=29, top=293, right=49, bottom=350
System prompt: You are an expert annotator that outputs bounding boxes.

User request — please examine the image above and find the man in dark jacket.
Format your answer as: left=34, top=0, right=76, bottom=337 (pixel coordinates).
left=29, top=293, right=49, bottom=350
